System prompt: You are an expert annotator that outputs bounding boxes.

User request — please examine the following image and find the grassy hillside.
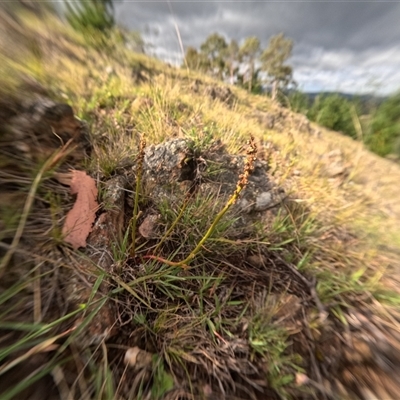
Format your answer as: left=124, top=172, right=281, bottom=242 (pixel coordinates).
left=1, top=9, right=400, bottom=400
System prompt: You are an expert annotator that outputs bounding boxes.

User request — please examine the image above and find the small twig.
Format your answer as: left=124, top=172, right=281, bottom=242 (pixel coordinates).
left=302, top=309, right=330, bottom=400
left=167, top=0, right=188, bottom=72
left=277, top=255, right=328, bottom=322
left=33, top=263, right=43, bottom=323
left=143, top=254, right=189, bottom=269
left=52, top=365, right=74, bottom=400
left=308, top=276, right=328, bottom=322
left=0, top=326, right=75, bottom=375
left=277, top=254, right=310, bottom=286
left=212, top=329, right=228, bottom=346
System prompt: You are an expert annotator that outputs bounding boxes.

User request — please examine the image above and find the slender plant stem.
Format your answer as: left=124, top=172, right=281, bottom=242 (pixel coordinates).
left=130, top=178, right=141, bottom=258
left=131, top=137, right=146, bottom=258
left=153, top=196, right=191, bottom=255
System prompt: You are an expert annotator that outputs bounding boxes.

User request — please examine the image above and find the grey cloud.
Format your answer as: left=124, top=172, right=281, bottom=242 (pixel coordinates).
left=117, top=2, right=400, bottom=50
left=293, top=45, right=400, bottom=93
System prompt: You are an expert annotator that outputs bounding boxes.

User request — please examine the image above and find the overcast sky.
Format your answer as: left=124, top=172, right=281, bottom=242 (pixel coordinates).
left=115, top=1, right=400, bottom=95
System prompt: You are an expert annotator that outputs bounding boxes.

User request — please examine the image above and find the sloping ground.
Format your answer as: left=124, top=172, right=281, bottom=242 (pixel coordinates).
left=1, top=8, right=400, bottom=400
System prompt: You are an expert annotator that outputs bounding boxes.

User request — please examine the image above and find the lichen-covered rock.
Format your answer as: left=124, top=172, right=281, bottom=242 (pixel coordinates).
left=141, top=139, right=193, bottom=203
left=138, top=138, right=285, bottom=222
left=144, top=139, right=190, bottom=183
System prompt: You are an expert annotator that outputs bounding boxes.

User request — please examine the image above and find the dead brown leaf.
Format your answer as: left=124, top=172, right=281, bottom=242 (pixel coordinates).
left=62, top=170, right=98, bottom=249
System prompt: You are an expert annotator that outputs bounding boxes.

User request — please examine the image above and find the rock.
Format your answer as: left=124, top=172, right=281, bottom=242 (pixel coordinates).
left=295, top=373, right=310, bottom=386
left=322, top=148, right=351, bottom=178
left=144, top=139, right=191, bottom=183
left=255, top=191, right=273, bottom=211
left=138, top=138, right=285, bottom=229
left=204, top=85, right=235, bottom=105
left=237, top=197, right=250, bottom=212
left=124, top=346, right=153, bottom=370
left=88, top=175, right=126, bottom=254
left=190, top=79, right=202, bottom=93
left=293, top=114, right=311, bottom=134
left=326, top=163, right=347, bottom=177
left=327, top=149, right=342, bottom=158
left=105, top=65, right=114, bottom=76
left=311, top=128, right=322, bottom=138
left=138, top=214, right=159, bottom=239
left=5, top=97, right=90, bottom=162
left=246, top=254, right=267, bottom=268
left=252, top=110, right=275, bottom=129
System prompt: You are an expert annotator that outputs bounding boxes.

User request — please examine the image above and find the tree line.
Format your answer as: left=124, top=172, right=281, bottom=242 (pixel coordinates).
left=287, top=91, right=400, bottom=159
left=187, top=33, right=400, bottom=159
left=184, top=33, right=295, bottom=99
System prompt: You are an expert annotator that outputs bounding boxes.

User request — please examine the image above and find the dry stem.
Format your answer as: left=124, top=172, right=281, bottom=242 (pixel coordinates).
left=130, top=136, right=146, bottom=258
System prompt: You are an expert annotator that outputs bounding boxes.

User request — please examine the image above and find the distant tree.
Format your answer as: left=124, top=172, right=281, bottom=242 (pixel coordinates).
left=200, top=33, right=228, bottom=79
left=365, top=92, right=400, bottom=157
left=65, top=0, right=115, bottom=33
left=185, top=47, right=199, bottom=70
left=239, top=36, right=261, bottom=92
left=260, top=33, right=294, bottom=100
left=225, top=39, right=241, bottom=85
left=184, top=46, right=210, bottom=72
left=237, top=68, right=263, bottom=94
left=308, top=94, right=357, bottom=139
